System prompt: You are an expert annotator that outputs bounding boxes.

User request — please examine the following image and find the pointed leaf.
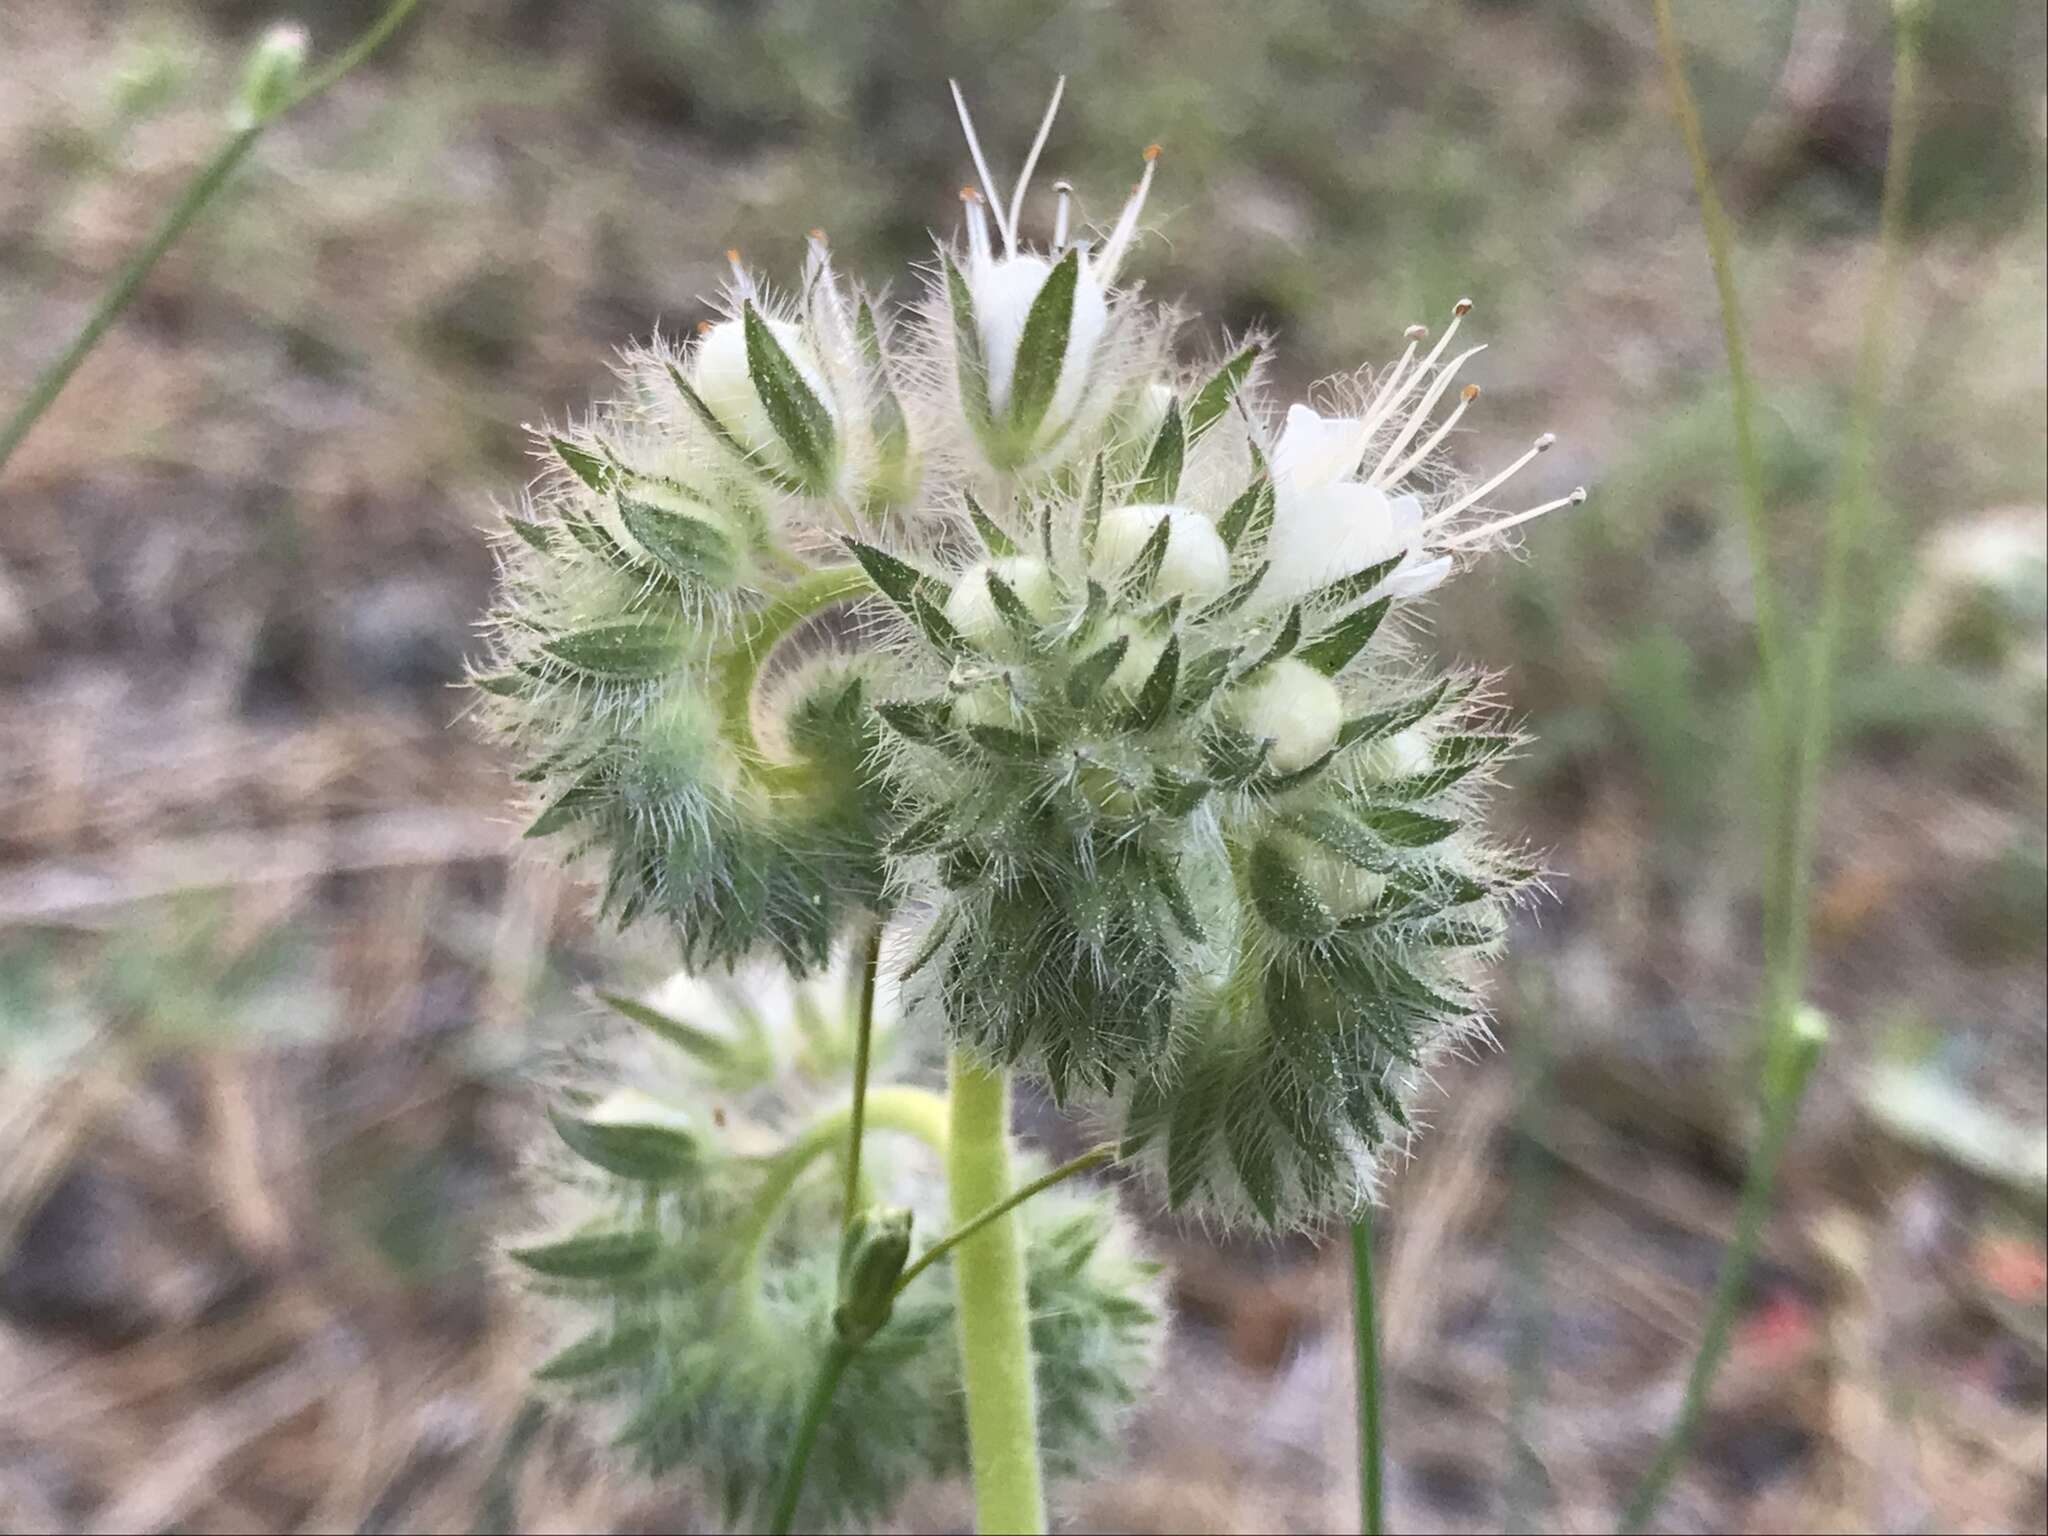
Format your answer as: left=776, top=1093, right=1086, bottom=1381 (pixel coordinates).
left=595, top=990, right=735, bottom=1067
left=616, top=496, right=735, bottom=582
left=1123, top=632, right=1180, bottom=731
left=943, top=253, right=993, bottom=433
left=1080, top=455, right=1106, bottom=559
left=1132, top=398, right=1185, bottom=503
left=844, top=539, right=938, bottom=616
left=1249, top=837, right=1337, bottom=939
left=504, top=515, right=556, bottom=555
left=1006, top=247, right=1080, bottom=440
left=742, top=303, right=837, bottom=489
left=1187, top=343, right=1261, bottom=442
left=1337, top=679, right=1452, bottom=749
left=1304, top=553, right=1405, bottom=611
left=874, top=697, right=954, bottom=745
left=1297, top=599, right=1392, bottom=675
left=1066, top=636, right=1131, bottom=705
left=543, top=622, right=677, bottom=679
left=550, top=1106, right=696, bottom=1182
left=534, top=1323, right=657, bottom=1382
left=550, top=436, right=614, bottom=493
left=509, top=1230, right=659, bottom=1281
left=1217, top=477, right=1273, bottom=554
left=965, top=492, right=1017, bottom=556
left=1243, top=605, right=1303, bottom=675
left=1361, top=807, right=1459, bottom=848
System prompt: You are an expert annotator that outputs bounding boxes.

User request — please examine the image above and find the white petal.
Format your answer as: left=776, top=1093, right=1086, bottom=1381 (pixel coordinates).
left=1380, top=553, right=1452, bottom=599
left=1259, top=480, right=1407, bottom=604
left=1272, top=403, right=1364, bottom=493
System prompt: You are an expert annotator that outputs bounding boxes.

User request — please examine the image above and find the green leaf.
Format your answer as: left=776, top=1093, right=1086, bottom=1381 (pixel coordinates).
left=1226, top=1107, right=1281, bottom=1225
left=1176, top=645, right=1238, bottom=712
left=534, top=1323, right=657, bottom=1382
left=1285, top=810, right=1393, bottom=870
left=965, top=492, right=1018, bottom=556
left=855, top=297, right=909, bottom=453
left=1117, top=513, right=1172, bottom=601
left=742, top=303, right=837, bottom=489
left=874, top=697, right=954, bottom=744
left=1201, top=725, right=1272, bottom=787
left=1149, top=853, right=1203, bottom=941
left=550, top=435, right=614, bottom=493
left=1186, top=343, right=1261, bottom=442
left=983, top=569, right=1039, bottom=638
left=615, top=496, right=735, bottom=582
left=1361, top=807, right=1459, bottom=848
left=595, top=990, right=735, bottom=1067
left=1297, top=599, right=1392, bottom=675
left=1150, top=766, right=1212, bottom=816
left=1123, top=632, right=1180, bottom=731
left=1165, top=1067, right=1225, bottom=1209
left=1249, top=838, right=1337, bottom=939
left=966, top=721, right=1048, bottom=759
left=1303, top=553, right=1404, bottom=611
left=1198, top=563, right=1268, bottom=623
left=1217, top=478, right=1273, bottom=554
left=1132, top=398, right=1184, bottom=503
left=1371, top=1070, right=1412, bottom=1131
left=889, top=803, right=954, bottom=857
left=943, top=253, right=993, bottom=434
left=543, top=622, right=678, bottom=679
left=503, top=515, right=556, bottom=555
left=509, top=1230, right=659, bottom=1281
left=472, top=671, right=529, bottom=698
left=1080, top=455, right=1105, bottom=560
left=844, top=539, right=939, bottom=616
left=909, top=587, right=965, bottom=656
left=1066, top=636, right=1131, bottom=705
left=523, top=778, right=606, bottom=839
left=1244, top=604, right=1303, bottom=674
left=1337, top=679, right=1452, bottom=749
left=1006, top=247, right=1080, bottom=441
left=550, top=1106, right=696, bottom=1181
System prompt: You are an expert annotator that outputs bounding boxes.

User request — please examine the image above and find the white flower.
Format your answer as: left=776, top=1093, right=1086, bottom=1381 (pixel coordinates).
left=1092, top=504, right=1231, bottom=601
left=1257, top=301, right=1585, bottom=610
left=950, top=79, right=1158, bottom=462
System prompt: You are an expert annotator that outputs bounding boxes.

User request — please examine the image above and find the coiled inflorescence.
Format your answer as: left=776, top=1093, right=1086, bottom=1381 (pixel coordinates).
left=479, top=81, right=1576, bottom=1229
left=514, top=960, right=1162, bottom=1531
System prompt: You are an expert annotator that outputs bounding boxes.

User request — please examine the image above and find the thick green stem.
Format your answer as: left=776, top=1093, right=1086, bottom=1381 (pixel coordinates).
left=947, top=1053, right=1045, bottom=1535
left=714, top=563, right=871, bottom=766
left=1350, top=1215, right=1385, bottom=1536
left=0, top=0, right=427, bottom=477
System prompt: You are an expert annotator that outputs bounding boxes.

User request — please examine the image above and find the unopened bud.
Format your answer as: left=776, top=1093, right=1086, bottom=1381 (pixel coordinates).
left=230, top=23, right=307, bottom=130
left=833, top=1205, right=914, bottom=1344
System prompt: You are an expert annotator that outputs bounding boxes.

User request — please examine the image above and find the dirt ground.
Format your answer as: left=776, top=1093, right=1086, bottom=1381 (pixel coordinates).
left=2, top=2, right=2043, bottom=1532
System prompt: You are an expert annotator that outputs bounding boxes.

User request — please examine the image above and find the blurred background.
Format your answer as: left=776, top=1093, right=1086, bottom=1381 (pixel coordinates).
left=1, top=1, right=2043, bottom=1531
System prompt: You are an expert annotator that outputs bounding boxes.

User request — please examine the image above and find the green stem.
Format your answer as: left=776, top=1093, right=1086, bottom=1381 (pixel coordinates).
left=1619, top=1019, right=1825, bottom=1531
left=714, top=562, right=872, bottom=765
left=0, top=0, right=428, bottom=477
left=1350, top=1214, right=1385, bottom=1536
left=731, top=1084, right=950, bottom=1301
left=840, top=923, right=884, bottom=1235
left=947, top=1053, right=1046, bottom=1535
left=1626, top=5, right=1922, bottom=1528
left=892, top=1143, right=1114, bottom=1300
left=767, top=1337, right=858, bottom=1536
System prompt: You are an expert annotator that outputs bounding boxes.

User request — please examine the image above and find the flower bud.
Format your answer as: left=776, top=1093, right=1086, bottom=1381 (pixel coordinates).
left=1093, top=505, right=1231, bottom=602
left=944, top=557, right=1060, bottom=643
left=834, top=1205, right=914, bottom=1345
left=1226, top=658, right=1344, bottom=774
left=690, top=315, right=837, bottom=481
left=230, top=22, right=307, bottom=130
left=974, top=254, right=1110, bottom=436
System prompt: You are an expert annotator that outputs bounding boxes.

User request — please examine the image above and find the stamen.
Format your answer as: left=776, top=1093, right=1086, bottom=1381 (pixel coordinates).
left=1051, top=179, right=1074, bottom=249
left=726, top=248, right=754, bottom=301
left=949, top=80, right=1015, bottom=252
left=1422, top=433, right=1557, bottom=530
left=961, top=186, right=993, bottom=267
left=1095, top=143, right=1160, bottom=284
left=1358, top=300, right=1474, bottom=452
left=1378, top=383, right=1479, bottom=489
left=1439, top=487, right=1585, bottom=550
left=1357, top=330, right=1426, bottom=433
left=1007, top=76, right=1067, bottom=254
left=1370, top=344, right=1487, bottom=484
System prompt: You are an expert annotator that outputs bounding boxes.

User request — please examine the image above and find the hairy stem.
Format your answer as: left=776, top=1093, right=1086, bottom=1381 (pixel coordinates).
left=840, top=923, right=884, bottom=1233
left=1620, top=1019, right=1824, bottom=1531
left=767, top=1337, right=857, bottom=1536
left=714, top=562, right=872, bottom=764
left=1627, top=6, right=1923, bottom=1528
left=1350, top=1214, right=1385, bottom=1536
left=0, top=0, right=428, bottom=477
left=893, top=1142, right=1114, bottom=1299
left=947, top=1053, right=1046, bottom=1535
